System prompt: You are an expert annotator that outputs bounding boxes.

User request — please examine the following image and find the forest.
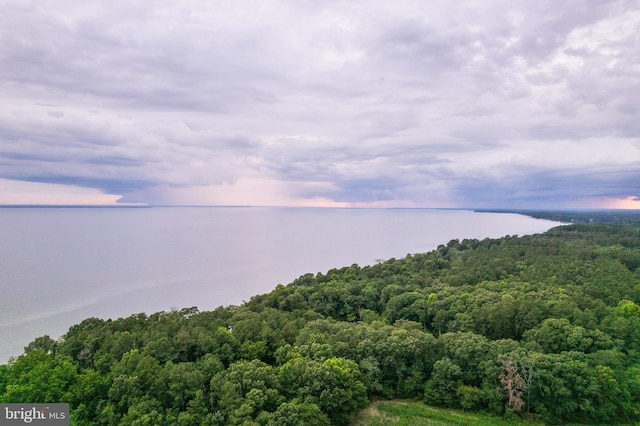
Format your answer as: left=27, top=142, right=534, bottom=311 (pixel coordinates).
left=1, top=220, right=640, bottom=425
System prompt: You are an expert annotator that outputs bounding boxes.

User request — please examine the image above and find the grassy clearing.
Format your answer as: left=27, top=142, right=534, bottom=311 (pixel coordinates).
left=352, top=400, right=629, bottom=426
left=352, top=400, right=532, bottom=426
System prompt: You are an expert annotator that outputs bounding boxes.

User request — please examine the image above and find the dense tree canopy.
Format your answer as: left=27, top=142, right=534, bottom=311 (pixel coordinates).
left=2, top=221, right=640, bottom=424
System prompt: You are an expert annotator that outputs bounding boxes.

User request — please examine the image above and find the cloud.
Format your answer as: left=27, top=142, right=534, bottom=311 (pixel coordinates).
left=0, top=178, right=122, bottom=205
left=0, top=0, right=638, bottom=207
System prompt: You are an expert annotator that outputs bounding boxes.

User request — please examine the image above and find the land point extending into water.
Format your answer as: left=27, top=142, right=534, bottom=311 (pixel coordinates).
left=477, top=208, right=640, bottom=226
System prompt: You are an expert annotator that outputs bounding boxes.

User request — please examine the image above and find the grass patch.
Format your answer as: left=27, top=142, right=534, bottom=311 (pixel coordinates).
left=352, top=400, right=532, bottom=426
left=352, top=400, right=628, bottom=426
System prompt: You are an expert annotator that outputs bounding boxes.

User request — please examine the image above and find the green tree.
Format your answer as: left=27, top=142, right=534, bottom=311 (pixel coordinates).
left=1, top=350, right=77, bottom=403
left=210, top=359, right=281, bottom=424
left=279, top=357, right=368, bottom=425
left=424, top=357, right=462, bottom=408
left=268, top=401, right=330, bottom=426
left=524, top=318, right=615, bottom=353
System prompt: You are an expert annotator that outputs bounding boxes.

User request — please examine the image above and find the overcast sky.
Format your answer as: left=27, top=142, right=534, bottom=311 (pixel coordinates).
left=1, top=0, right=639, bottom=208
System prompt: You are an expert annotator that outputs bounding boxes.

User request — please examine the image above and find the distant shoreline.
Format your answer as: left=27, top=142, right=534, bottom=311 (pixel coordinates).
left=475, top=208, right=640, bottom=226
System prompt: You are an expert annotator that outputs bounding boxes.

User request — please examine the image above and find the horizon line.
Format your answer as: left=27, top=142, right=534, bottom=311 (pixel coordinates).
left=1, top=204, right=639, bottom=212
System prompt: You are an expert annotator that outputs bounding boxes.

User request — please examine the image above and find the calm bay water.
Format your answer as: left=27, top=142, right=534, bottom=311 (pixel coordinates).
left=0, top=207, right=560, bottom=361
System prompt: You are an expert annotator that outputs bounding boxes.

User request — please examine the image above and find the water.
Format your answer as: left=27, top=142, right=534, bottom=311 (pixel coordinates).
left=0, top=207, right=560, bottom=362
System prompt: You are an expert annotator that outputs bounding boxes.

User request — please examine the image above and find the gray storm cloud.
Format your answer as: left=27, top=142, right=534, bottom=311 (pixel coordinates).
left=0, top=0, right=638, bottom=207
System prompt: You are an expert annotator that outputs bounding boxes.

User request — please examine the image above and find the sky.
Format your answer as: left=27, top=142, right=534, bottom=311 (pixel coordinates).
left=1, top=0, right=639, bottom=209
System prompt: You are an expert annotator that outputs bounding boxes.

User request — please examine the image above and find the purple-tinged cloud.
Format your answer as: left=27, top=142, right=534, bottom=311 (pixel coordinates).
left=0, top=0, right=638, bottom=207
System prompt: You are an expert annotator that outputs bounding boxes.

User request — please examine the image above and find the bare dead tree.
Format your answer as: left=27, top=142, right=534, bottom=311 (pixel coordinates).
left=499, top=359, right=527, bottom=412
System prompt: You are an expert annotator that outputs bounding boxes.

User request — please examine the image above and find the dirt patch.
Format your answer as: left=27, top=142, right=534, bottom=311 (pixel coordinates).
left=351, top=400, right=400, bottom=426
